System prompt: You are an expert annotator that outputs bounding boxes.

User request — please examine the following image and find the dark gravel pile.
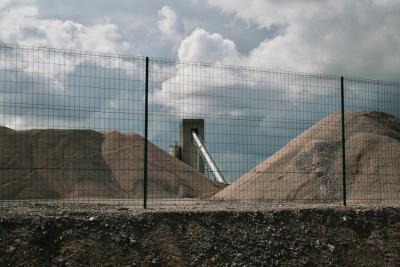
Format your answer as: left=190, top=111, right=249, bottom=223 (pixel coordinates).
left=1, top=203, right=400, bottom=266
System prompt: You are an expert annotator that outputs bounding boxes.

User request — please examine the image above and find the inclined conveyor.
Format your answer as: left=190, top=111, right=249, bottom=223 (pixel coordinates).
left=191, top=130, right=228, bottom=185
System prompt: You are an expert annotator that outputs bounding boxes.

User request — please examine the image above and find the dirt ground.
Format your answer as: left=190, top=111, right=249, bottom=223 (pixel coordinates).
left=0, top=203, right=400, bottom=266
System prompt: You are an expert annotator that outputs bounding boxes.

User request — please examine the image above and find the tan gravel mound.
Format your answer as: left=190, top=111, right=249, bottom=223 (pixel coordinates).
left=0, top=128, right=222, bottom=200
left=213, top=111, right=400, bottom=204
left=102, top=131, right=224, bottom=199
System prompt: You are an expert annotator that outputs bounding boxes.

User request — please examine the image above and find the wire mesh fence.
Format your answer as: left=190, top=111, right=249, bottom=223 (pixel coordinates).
left=0, top=44, right=146, bottom=204
left=0, top=44, right=399, bottom=207
left=344, top=77, right=400, bottom=204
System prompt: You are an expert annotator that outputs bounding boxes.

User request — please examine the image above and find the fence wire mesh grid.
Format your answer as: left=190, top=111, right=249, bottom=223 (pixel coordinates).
left=0, top=44, right=399, bottom=208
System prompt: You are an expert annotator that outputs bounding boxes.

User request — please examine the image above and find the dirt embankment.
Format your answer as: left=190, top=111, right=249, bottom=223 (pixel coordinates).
left=1, top=204, right=399, bottom=266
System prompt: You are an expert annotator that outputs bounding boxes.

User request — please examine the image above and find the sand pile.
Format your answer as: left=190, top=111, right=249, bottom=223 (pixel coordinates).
left=213, top=111, right=400, bottom=203
left=0, top=127, right=222, bottom=200
left=102, top=131, right=223, bottom=199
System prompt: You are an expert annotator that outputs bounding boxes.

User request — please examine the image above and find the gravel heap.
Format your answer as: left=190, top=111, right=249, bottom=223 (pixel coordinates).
left=213, top=111, right=400, bottom=204
left=0, top=128, right=223, bottom=200
left=0, top=203, right=399, bottom=266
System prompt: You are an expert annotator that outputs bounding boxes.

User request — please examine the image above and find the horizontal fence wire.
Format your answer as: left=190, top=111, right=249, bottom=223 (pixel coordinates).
left=0, top=43, right=399, bottom=208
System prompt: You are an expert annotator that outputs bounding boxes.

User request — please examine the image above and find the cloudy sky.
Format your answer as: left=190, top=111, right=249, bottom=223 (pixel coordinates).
left=2, top=0, right=400, bottom=79
left=1, top=0, right=400, bottom=181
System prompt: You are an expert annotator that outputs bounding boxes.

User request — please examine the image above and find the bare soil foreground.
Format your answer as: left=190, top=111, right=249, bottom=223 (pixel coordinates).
left=1, top=203, right=400, bottom=266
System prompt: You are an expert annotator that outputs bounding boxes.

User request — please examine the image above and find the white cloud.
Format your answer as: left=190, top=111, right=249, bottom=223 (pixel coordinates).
left=207, top=0, right=400, bottom=80
left=0, top=5, right=128, bottom=53
left=150, top=0, right=400, bottom=137
left=178, top=28, right=241, bottom=64
left=206, top=0, right=324, bottom=29
left=157, top=6, right=184, bottom=43
left=152, top=27, right=247, bottom=121
left=0, top=0, right=11, bottom=10
left=2, top=0, right=399, bottom=81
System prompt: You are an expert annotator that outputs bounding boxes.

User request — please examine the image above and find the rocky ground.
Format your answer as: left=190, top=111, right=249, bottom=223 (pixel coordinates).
left=0, top=203, right=400, bottom=266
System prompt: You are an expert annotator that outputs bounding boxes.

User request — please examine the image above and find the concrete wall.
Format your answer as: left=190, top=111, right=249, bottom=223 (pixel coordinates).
left=180, top=119, right=204, bottom=172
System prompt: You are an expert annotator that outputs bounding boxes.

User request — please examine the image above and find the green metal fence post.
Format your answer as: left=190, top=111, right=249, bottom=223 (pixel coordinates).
left=341, top=76, right=347, bottom=206
left=143, top=57, right=149, bottom=209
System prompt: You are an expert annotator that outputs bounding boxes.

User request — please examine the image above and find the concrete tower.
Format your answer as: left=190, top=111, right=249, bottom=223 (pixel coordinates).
left=179, top=119, right=204, bottom=172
